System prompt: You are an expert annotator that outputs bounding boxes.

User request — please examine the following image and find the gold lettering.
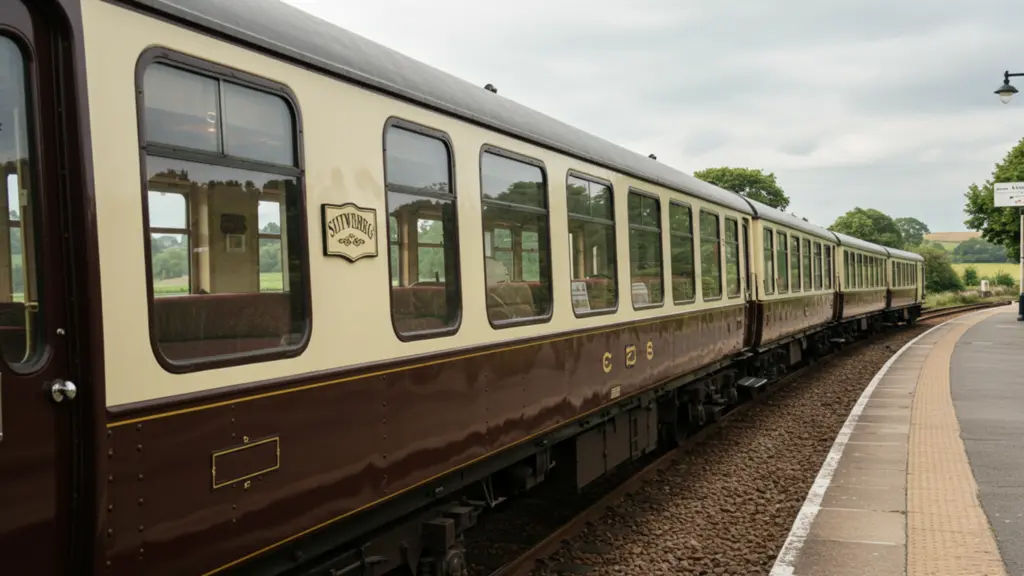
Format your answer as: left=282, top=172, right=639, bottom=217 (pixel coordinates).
left=625, top=345, right=637, bottom=368
left=602, top=352, right=612, bottom=373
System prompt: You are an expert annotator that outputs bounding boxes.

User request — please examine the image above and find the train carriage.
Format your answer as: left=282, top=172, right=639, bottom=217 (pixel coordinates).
left=0, top=0, right=925, bottom=575
left=885, top=247, right=925, bottom=318
left=834, top=231, right=891, bottom=320
left=747, top=201, right=839, bottom=349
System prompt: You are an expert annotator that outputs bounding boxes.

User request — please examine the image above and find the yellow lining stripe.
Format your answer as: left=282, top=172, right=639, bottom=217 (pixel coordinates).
left=108, top=303, right=748, bottom=428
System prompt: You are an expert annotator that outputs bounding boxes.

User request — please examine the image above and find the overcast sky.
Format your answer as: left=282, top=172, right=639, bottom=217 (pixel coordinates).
left=283, top=0, right=1024, bottom=233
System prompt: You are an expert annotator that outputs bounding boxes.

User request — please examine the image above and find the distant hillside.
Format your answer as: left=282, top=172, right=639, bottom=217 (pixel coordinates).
left=924, top=231, right=981, bottom=243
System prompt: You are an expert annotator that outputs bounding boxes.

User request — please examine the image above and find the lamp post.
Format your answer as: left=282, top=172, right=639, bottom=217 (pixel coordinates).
left=994, top=71, right=1024, bottom=320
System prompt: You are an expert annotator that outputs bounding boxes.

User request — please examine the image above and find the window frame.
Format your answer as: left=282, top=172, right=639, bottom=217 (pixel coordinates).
left=478, top=144, right=553, bottom=328
left=790, top=235, right=801, bottom=293
left=627, top=187, right=665, bottom=310
left=813, top=241, right=822, bottom=290
left=724, top=216, right=741, bottom=299
left=566, top=169, right=618, bottom=318
left=699, top=208, right=723, bottom=301
left=669, top=200, right=697, bottom=305
left=777, top=231, right=789, bottom=294
left=382, top=117, right=463, bottom=341
left=824, top=245, right=832, bottom=290
left=763, top=226, right=775, bottom=296
left=135, top=48, right=312, bottom=374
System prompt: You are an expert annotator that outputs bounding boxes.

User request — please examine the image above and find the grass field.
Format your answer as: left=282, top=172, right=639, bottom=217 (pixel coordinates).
left=952, top=263, right=1018, bottom=278
left=154, top=273, right=284, bottom=295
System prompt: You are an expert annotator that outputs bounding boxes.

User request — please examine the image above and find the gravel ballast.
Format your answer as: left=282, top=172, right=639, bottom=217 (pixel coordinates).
left=519, top=320, right=939, bottom=576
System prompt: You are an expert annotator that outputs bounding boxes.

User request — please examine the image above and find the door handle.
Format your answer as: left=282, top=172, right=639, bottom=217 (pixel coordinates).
left=50, top=379, right=77, bottom=403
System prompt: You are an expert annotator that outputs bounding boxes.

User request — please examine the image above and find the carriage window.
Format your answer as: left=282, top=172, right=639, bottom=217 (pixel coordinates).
left=813, top=242, right=822, bottom=290
left=140, top=61, right=308, bottom=367
left=0, top=37, right=44, bottom=372
left=481, top=150, right=551, bottom=324
left=777, top=231, right=788, bottom=293
left=567, top=174, right=616, bottom=314
left=628, top=191, right=663, bottom=307
left=856, top=254, right=863, bottom=288
left=725, top=218, right=740, bottom=298
left=824, top=245, right=832, bottom=290
left=763, top=228, right=774, bottom=295
left=700, top=210, right=722, bottom=300
left=790, top=236, right=801, bottom=292
left=844, top=252, right=851, bottom=289
left=669, top=202, right=696, bottom=303
left=802, top=238, right=811, bottom=291
left=385, top=124, right=460, bottom=336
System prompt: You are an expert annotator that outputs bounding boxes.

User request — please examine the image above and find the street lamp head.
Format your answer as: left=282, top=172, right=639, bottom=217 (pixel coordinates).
left=997, top=81, right=1018, bottom=104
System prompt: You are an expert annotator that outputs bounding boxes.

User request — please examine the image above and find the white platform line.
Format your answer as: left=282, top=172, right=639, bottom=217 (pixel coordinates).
left=768, top=314, right=973, bottom=576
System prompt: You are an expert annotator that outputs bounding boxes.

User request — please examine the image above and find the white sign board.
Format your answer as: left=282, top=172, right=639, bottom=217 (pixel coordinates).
left=994, top=182, right=1024, bottom=207
left=570, top=281, right=591, bottom=312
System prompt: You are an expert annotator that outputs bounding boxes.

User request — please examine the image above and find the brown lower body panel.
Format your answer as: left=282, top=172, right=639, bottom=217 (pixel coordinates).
left=758, top=293, right=836, bottom=347
left=842, top=289, right=887, bottom=318
left=101, top=303, right=748, bottom=575
left=889, top=288, right=918, bottom=310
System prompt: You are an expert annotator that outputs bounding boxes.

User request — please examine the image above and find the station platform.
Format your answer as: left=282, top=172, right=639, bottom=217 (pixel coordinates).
left=771, top=304, right=1021, bottom=576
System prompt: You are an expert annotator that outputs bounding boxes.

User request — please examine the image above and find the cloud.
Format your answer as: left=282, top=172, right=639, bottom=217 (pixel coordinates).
left=282, top=0, right=1024, bottom=232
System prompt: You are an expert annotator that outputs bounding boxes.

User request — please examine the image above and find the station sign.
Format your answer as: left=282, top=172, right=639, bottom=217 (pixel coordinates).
left=994, top=182, right=1024, bottom=207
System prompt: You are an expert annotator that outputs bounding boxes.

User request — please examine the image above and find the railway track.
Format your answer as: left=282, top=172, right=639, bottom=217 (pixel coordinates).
left=919, top=300, right=1012, bottom=321
left=485, top=300, right=1011, bottom=576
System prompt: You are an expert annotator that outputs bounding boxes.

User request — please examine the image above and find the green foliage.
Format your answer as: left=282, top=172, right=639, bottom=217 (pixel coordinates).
left=962, top=266, right=979, bottom=286
left=993, top=271, right=1016, bottom=287
left=951, top=237, right=1010, bottom=263
left=692, top=167, right=790, bottom=211
left=912, top=245, right=963, bottom=293
left=828, top=207, right=904, bottom=249
left=894, top=217, right=930, bottom=248
left=964, top=136, right=1024, bottom=261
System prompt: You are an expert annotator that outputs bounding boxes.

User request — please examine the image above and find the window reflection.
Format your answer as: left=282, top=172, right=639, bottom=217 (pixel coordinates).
left=0, top=36, right=42, bottom=371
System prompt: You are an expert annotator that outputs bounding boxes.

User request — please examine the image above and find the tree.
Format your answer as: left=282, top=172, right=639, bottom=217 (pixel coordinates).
left=912, top=245, right=963, bottom=293
left=894, top=217, right=930, bottom=248
left=693, top=167, right=790, bottom=210
left=828, top=207, right=904, bottom=249
left=962, top=266, right=979, bottom=286
left=951, top=237, right=1009, bottom=263
left=964, top=136, right=1024, bottom=261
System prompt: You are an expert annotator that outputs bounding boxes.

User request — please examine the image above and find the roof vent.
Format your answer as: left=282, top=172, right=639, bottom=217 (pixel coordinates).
left=648, top=154, right=657, bottom=160
left=484, top=83, right=497, bottom=93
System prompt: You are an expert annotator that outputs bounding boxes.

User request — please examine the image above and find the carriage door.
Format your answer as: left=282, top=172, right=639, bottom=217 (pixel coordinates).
left=0, top=1, right=77, bottom=574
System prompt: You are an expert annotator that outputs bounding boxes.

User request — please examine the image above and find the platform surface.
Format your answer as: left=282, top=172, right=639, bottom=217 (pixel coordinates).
left=771, top=305, right=1017, bottom=576
left=952, top=309, right=1024, bottom=575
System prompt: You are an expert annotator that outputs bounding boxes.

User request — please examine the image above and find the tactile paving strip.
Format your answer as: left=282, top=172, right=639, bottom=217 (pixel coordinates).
left=908, top=309, right=1007, bottom=576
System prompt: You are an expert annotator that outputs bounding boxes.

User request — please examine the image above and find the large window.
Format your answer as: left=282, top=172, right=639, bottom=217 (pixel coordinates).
left=763, top=228, right=775, bottom=295
left=628, top=190, right=663, bottom=307
left=700, top=210, right=722, bottom=299
left=567, top=173, right=616, bottom=314
left=384, top=123, right=460, bottom=337
left=777, top=231, right=789, bottom=293
left=669, top=202, right=696, bottom=303
left=481, top=148, right=551, bottom=324
left=856, top=253, right=863, bottom=288
left=0, top=37, right=43, bottom=372
left=140, top=58, right=308, bottom=367
left=725, top=218, right=741, bottom=298
left=824, top=245, right=832, bottom=290
left=813, top=242, right=822, bottom=290
left=790, top=236, right=801, bottom=292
